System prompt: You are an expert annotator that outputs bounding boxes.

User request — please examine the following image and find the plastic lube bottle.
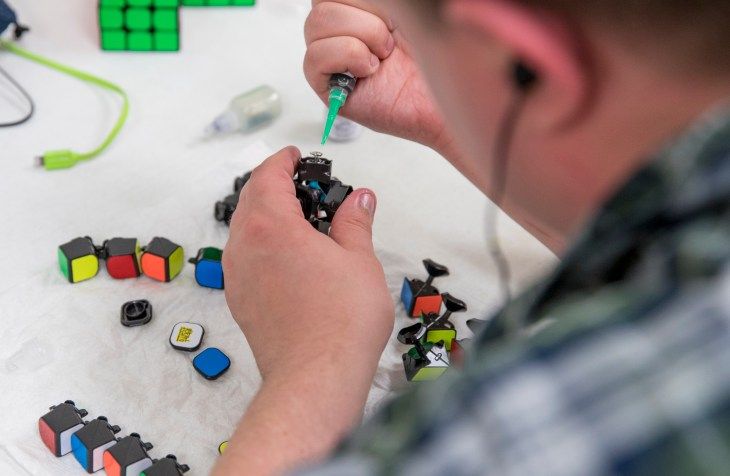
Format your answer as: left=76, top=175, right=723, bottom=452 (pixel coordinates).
left=205, top=85, right=282, bottom=135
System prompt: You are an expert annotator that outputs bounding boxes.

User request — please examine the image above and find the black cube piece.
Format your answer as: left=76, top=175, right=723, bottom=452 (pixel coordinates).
left=233, top=171, right=252, bottom=193
left=296, top=183, right=320, bottom=221
left=39, top=400, right=88, bottom=457
left=71, top=416, right=121, bottom=473
left=322, top=180, right=353, bottom=215
left=120, top=300, right=153, bottom=327
left=103, top=432, right=154, bottom=475
left=214, top=192, right=240, bottom=225
left=143, top=454, right=190, bottom=476
left=297, top=154, right=332, bottom=185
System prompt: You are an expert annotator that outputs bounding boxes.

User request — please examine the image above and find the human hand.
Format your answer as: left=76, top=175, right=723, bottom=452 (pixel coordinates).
left=304, top=0, right=454, bottom=154
left=217, top=146, right=394, bottom=474
left=223, top=146, right=394, bottom=386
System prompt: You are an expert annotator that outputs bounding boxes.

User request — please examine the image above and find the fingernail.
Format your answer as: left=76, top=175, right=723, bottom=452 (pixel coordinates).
left=370, top=54, right=380, bottom=68
left=358, top=192, right=376, bottom=217
left=386, top=35, right=395, bottom=54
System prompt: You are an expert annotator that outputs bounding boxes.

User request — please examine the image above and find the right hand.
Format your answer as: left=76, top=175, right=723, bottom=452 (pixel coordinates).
left=304, top=0, right=452, bottom=152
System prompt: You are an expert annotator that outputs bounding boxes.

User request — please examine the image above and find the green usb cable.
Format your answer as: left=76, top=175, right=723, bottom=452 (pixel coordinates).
left=0, top=39, right=129, bottom=170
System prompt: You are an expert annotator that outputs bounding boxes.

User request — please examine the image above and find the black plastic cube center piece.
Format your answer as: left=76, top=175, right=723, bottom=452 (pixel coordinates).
left=121, top=300, right=153, bottom=327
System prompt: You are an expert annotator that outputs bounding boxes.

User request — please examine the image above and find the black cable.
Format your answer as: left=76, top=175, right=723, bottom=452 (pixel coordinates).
left=486, top=90, right=529, bottom=336
left=0, top=62, right=34, bottom=127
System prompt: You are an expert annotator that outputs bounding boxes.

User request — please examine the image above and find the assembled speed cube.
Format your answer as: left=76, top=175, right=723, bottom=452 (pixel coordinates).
left=421, top=293, right=467, bottom=351
left=98, top=0, right=181, bottom=52
left=182, top=0, right=254, bottom=5
left=103, top=237, right=141, bottom=279
left=401, top=259, right=450, bottom=317
left=71, top=416, right=121, bottom=473
left=58, top=237, right=100, bottom=283
left=294, top=152, right=353, bottom=234
left=189, top=247, right=224, bottom=289
left=141, top=454, right=190, bottom=476
left=39, top=401, right=88, bottom=457
left=103, top=433, right=154, bottom=476
left=140, top=237, right=184, bottom=282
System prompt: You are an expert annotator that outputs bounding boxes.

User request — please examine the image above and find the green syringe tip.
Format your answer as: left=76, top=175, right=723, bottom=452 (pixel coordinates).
left=322, top=89, right=346, bottom=145
left=322, top=113, right=336, bottom=145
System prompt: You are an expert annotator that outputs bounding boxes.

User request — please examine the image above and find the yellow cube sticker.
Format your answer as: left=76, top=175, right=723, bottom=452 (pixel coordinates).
left=71, top=255, right=100, bottom=283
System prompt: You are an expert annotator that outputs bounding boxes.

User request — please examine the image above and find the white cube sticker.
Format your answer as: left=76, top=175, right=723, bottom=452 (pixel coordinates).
left=169, top=322, right=205, bottom=351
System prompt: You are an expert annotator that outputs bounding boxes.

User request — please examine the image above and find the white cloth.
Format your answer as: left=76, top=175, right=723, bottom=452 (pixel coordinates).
left=0, top=1, right=556, bottom=473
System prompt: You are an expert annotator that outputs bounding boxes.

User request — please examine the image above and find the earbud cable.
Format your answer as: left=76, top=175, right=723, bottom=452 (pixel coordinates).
left=486, top=90, right=529, bottom=337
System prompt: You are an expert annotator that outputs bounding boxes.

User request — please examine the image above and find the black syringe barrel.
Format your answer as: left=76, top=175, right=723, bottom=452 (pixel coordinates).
left=328, top=73, right=357, bottom=94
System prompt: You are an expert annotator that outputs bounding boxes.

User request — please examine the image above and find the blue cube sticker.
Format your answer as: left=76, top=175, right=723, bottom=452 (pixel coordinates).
left=193, top=347, right=230, bottom=380
left=400, top=277, right=414, bottom=313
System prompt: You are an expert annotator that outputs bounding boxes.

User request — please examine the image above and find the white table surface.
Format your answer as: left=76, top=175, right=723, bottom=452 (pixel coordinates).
left=0, top=1, right=556, bottom=473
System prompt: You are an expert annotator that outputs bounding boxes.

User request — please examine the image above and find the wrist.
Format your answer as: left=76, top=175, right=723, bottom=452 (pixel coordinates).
left=431, top=125, right=464, bottom=164
left=214, top=354, right=377, bottom=476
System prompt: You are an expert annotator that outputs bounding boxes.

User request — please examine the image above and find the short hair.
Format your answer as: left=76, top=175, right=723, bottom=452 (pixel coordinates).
left=412, top=0, right=730, bottom=73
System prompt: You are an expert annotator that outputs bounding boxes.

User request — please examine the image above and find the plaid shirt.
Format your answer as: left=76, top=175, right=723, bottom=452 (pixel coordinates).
left=298, top=103, right=730, bottom=476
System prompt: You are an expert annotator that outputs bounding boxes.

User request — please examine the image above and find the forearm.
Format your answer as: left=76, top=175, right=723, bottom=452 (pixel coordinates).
left=211, top=356, right=378, bottom=476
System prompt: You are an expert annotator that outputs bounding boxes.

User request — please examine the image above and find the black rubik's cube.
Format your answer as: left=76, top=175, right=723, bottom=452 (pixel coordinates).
left=71, top=416, right=121, bottom=473
left=141, top=454, right=190, bottom=476
left=182, top=0, right=254, bottom=5
left=98, top=0, right=181, bottom=52
left=103, top=433, right=154, bottom=476
left=38, top=401, right=88, bottom=457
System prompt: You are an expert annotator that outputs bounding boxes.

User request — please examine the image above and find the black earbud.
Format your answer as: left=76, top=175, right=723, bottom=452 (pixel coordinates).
left=512, top=61, right=538, bottom=92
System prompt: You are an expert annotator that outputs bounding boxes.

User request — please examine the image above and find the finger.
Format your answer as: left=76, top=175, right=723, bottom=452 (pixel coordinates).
left=311, top=0, right=395, bottom=31
left=245, top=146, right=300, bottom=196
left=241, top=146, right=304, bottom=216
left=305, top=2, right=394, bottom=59
left=304, top=37, right=379, bottom=96
left=329, top=188, right=377, bottom=254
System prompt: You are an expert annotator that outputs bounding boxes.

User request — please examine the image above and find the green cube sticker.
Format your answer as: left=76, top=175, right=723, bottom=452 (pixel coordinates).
left=154, top=31, right=179, bottom=51
left=201, top=247, right=223, bottom=261
left=128, top=31, right=153, bottom=50
left=58, top=249, right=70, bottom=281
left=99, top=0, right=125, bottom=7
left=101, top=30, right=126, bottom=50
left=181, top=0, right=205, bottom=5
left=154, top=0, right=181, bottom=6
left=153, top=9, right=178, bottom=30
left=128, top=0, right=153, bottom=6
left=126, top=8, right=152, bottom=30
left=99, top=7, right=124, bottom=29
left=232, top=0, right=255, bottom=4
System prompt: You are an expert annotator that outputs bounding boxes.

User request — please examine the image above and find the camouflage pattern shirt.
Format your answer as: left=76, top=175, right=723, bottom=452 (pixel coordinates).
left=298, top=104, right=730, bottom=476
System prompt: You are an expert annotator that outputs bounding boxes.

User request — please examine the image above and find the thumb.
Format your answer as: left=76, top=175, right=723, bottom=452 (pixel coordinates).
left=329, top=188, right=377, bottom=254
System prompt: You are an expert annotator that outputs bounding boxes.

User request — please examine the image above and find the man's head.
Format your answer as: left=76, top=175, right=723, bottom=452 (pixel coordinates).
left=373, top=0, right=730, bottom=251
